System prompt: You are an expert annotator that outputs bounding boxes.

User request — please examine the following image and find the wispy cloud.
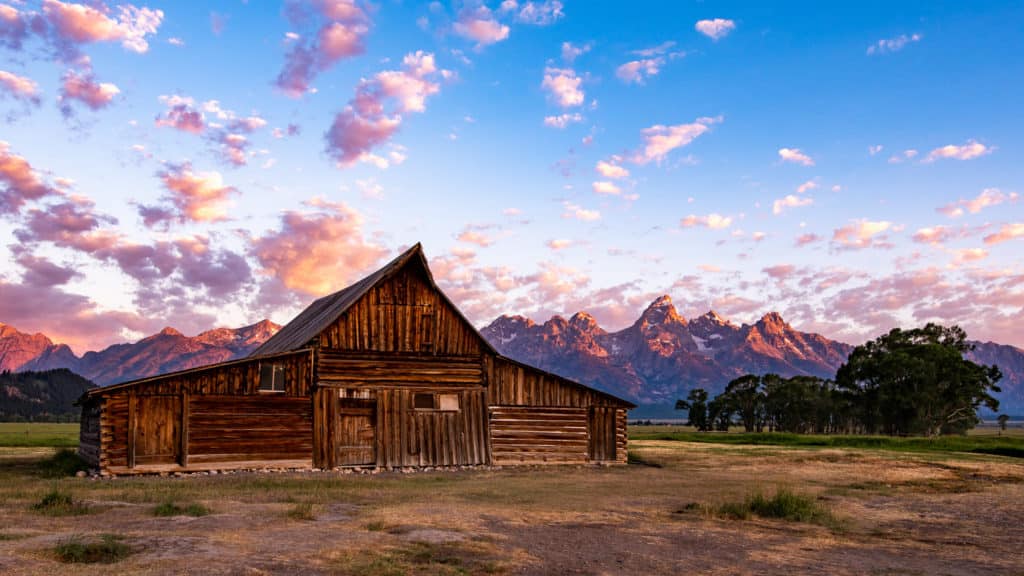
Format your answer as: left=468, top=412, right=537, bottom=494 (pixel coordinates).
left=778, top=147, right=814, bottom=166
left=867, top=33, right=922, bottom=55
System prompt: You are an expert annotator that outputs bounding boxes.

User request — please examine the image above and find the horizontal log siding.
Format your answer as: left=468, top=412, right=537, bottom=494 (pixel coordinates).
left=486, top=356, right=625, bottom=407
left=94, top=350, right=312, bottom=471
left=78, top=400, right=101, bottom=467
left=317, top=350, right=483, bottom=386
left=187, top=395, right=312, bottom=464
left=489, top=406, right=588, bottom=465
left=318, top=266, right=482, bottom=356
left=374, top=388, right=489, bottom=468
left=616, top=409, right=628, bottom=464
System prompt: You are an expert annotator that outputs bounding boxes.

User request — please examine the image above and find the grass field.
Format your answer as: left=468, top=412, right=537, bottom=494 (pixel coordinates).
left=0, top=424, right=1022, bottom=574
left=0, top=423, right=78, bottom=447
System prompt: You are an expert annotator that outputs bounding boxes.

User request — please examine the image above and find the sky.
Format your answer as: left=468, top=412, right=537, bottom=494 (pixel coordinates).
left=0, top=0, right=1022, bottom=354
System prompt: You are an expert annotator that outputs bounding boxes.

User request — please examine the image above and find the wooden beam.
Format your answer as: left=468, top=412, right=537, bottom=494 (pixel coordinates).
left=127, top=391, right=136, bottom=469
left=180, top=390, right=189, bottom=467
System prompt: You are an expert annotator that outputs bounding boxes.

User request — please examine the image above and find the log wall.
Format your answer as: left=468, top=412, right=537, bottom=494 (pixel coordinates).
left=78, top=399, right=101, bottom=467
left=489, top=406, right=588, bottom=465
left=317, top=350, right=483, bottom=386
left=486, top=355, right=628, bottom=408
left=187, top=395, right=312, bottom=465
left=318, top=266, right=482, bottom=356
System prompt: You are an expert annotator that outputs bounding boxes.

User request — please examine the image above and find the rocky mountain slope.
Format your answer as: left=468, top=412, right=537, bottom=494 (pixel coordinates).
left=0, top=320, right=279, bottom=386
left=482, top=296, right=1024, bottom=414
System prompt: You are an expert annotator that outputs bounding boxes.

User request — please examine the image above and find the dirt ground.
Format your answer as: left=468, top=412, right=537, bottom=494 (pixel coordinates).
left=1, top=441, right=1023, bottom=575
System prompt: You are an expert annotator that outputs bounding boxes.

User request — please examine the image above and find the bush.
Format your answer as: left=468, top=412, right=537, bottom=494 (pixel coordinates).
left=716, top=488, right=834, bottom=525
left=153, top=501, right=210, bottom=517
left=32, top=489, right=90, bottom=516
left=53, top=534, right=132, bottom=564
left=37, top=449, right=88, bottom=478
left=286, top=502, right=315, bottom=521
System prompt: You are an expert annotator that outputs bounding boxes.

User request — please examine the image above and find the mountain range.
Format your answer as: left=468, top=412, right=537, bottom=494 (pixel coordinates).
left=1, top=296, right=1021, bottom=414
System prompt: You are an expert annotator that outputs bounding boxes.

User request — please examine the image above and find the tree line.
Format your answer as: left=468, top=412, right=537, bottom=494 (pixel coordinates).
left=676, top=324, right=1003, bottom=436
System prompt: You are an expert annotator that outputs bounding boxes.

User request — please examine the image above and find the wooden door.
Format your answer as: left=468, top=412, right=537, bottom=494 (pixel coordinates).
left=587, top=407, right=617, bottom=462
left=132, top=395, right=182, bottom=466
left=336, top=398, right=376, bottom=466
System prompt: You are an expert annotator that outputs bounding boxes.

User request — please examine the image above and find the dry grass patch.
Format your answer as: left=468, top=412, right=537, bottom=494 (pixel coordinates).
left=286, top=501, right=316, bottom=520
left=331, top=540, right=506, bottom=576
left=152, top=500, right=210, bottom=517
left=31, top=489, right=91, bottom=516
left=52, top=533, right=133, bottom=564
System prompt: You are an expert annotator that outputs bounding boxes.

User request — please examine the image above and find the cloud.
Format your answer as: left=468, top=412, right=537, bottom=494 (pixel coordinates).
left=911, top=226, right=960, bottom=245
left=868, top=144, right=883, bottom=156
left=514, top=1, right=564, bottom=25
left=150, top=163, right=237, bottom=224
left=887, top=149, right=918, bottom=164
left=924, top=140, right=994, bottom=162
left=795, top=179, right=817, bottom=194
left=561, top=201, right=600, bottom=221
left=561, top=41, right=590, bottom=63
left=591, top=181, right=621, bottom=195
left=41, top=0, right=164, bottom=56
left=154, top=95, right=268, bottom=166
left=680, top=213, right=732, bottom=229
left=983, top=223, right=1024, bottom=245
left=616, top=58, right=663, bottom=84
left=59, top=68, right=119, bottom=113
left=457, top=226, right=496, bottom=247
left=542, top=112, right=582, bottom=129
left=777, top=147, right=814, bottom=166
left=546, top=238, right=572, bottom=250
left=866, top=33, right=921, bottom=55
left=794, top=233, right=822, bottom=247
left=772, top=194, right=813, bottom=215
left=938, top=188, right=1018, bottom=218
left=252, top=200, right=387, bottom=297
left=0, top=5, right=30, bottom=50
left=541, top=67, right=584, bottom=108
left=763, top=264, right=797, bottom=280
left=325, top=51, right=448, bottom=167
left=832, top=219, right=893, bottom=250
left=595, top=159, right=629, bottom=179
left=950, top=248, right=988, bottom=265
left=0, top=142, right=59, bottom=214
left=275, top=0, right=370, bottom=97
left=155, top=94, right=205, bottom=133
left=694, top=18, right=735, bottom=40
left=631, top=116, right=721, bottom=165
left=0, top=70, right=39, bottom=103
left=453, top=5, right=509, bottom=48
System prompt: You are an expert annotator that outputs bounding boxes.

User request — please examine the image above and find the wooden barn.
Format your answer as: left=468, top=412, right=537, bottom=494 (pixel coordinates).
left=78, top=243, right=633, bottom=474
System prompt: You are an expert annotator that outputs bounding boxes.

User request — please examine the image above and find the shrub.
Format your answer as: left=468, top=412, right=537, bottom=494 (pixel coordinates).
left=153, top=500, right=210, bottom=517
left=53, top=534, right=132, bottom=564
left=37, top=449, right=88, bottom=478
left=716, top=488, right=834, bottom=525
left=32, top=489, right=90, bottom=516
left=286, top=502, right=316, bottom=521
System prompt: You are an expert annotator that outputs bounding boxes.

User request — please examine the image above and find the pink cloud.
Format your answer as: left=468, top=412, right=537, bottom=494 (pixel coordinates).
left=595, top=159, right=629, bottom=179
left=937, top=188, right=1017, bottom=217
left=561, top=201, right=600, bottom=221
left=453, top=5, right=509, bottom=48
left=0, top=142, right=59, bottom=214
left=763, top=264, right=797, bottom=280
left=616, top=58, right=662, bottom=84
left=252, top=201, right=387, bottom=296
left=59, top=68, right=119, bottom=113
left=866, top=33, right=921, bottom=55
left=695, top=18, right=735, bottom=41
left=778, top=147, right=814, bottom=166
left=41, top=0, right=163, bottom=55
left=680, top=213, right=732, bottom=229
left=592, top=181, right=621, bottom=195
left=154, top=163, right=237, bottom=224
left=275, top=2, right=369, bottom=98
left=155, top=95, right=205, bottom=133
left=632, top=116, right=722, bottom=165
left=513, top=1, right=564, bottom=25
left=772, top=194, right=813, bottom=215
left=0, top=69, right=39, bottom=103
left=560, top=41, right=590, bottom=63
left=983, top=223, right=1024, bottom=245
left=543, top=112, right=582, bottom=129
left=832, top=219, right=893, bottom=250
left=912, top=226, right=957, bottom=245
left=0, top=5, right=31, bottom=50
left=325, top=51, right=447, bottom=168
left=457, top=226, right=496, bottom=247
left=541, top=67, right=584, bottom=108
left=924, top=139, right=993, bottom=162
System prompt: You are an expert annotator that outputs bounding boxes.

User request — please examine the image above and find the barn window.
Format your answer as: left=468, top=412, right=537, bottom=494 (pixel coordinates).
left=259, top=362, right=286, bottom=392
left=438, top=394, right=460, bottom=411
left=413, top=393, right=435, bottom=409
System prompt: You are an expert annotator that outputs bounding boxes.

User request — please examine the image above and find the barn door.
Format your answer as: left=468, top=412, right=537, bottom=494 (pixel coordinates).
left=587, top=407, right=617, bottom=462
left=131, top=395, right=182, bottom=466
left=336, top=398, right=376, bottom=466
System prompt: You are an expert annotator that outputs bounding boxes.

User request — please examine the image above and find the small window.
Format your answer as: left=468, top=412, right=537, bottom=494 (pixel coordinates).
left=438, top=394, right=459, bottom=411
left=259, top=363, right=286, bottom=392
left=413, top=393, right=435, bottom=409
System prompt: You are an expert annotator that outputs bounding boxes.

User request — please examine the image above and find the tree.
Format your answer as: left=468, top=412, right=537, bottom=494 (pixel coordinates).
left=722, top=374, right=765, bottom=432
left=835, top=324, right=1002, bottom=436
left=676, top=388, right=710, bottom=431
left=998, top=414, right=1010, bottom=436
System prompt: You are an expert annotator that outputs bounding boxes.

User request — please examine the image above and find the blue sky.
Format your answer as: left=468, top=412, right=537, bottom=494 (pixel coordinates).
left=0, top=0, right=1022, bottom=352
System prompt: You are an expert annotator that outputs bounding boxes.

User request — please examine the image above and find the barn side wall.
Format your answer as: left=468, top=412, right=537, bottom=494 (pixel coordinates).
left=485, top=355, right=630, bottom=465
left=94, top=350, right=313, bottom=473
left=78, top=399, right=101, bottom=467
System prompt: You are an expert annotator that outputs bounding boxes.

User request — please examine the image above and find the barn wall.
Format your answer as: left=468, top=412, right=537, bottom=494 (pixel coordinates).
left=187, top=395, right=312, bottom=465
left=78, top=399, right=101, bottom=467
left=485, top=355, right=629, bottom=408
left=317, top=350, right=483, bottom=386
left=489, top=406, right=588, bottom=465
left=318, top=265, right=482, bottom=356
left=95, top=350, right=313, bottom=472
left=375, top=388, right=490, bottom=468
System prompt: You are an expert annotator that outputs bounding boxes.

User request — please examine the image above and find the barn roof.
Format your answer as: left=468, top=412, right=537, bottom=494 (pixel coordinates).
left=251, top=243, right=497, bottom=356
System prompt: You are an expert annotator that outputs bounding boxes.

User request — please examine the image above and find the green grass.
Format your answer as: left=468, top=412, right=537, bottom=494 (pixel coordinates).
left=53, top=534, right=132, bottom=564
left=31, top=489, right=91, bottom=516
left=630, top=429, right=1024, bottom=458
left=0, top=423, right=78, bottom=447
left=37, top=448, right=88, bottom=478
left=152, top=500, right=210, bottom=517
left=715, top=488, right=833, bottom=524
